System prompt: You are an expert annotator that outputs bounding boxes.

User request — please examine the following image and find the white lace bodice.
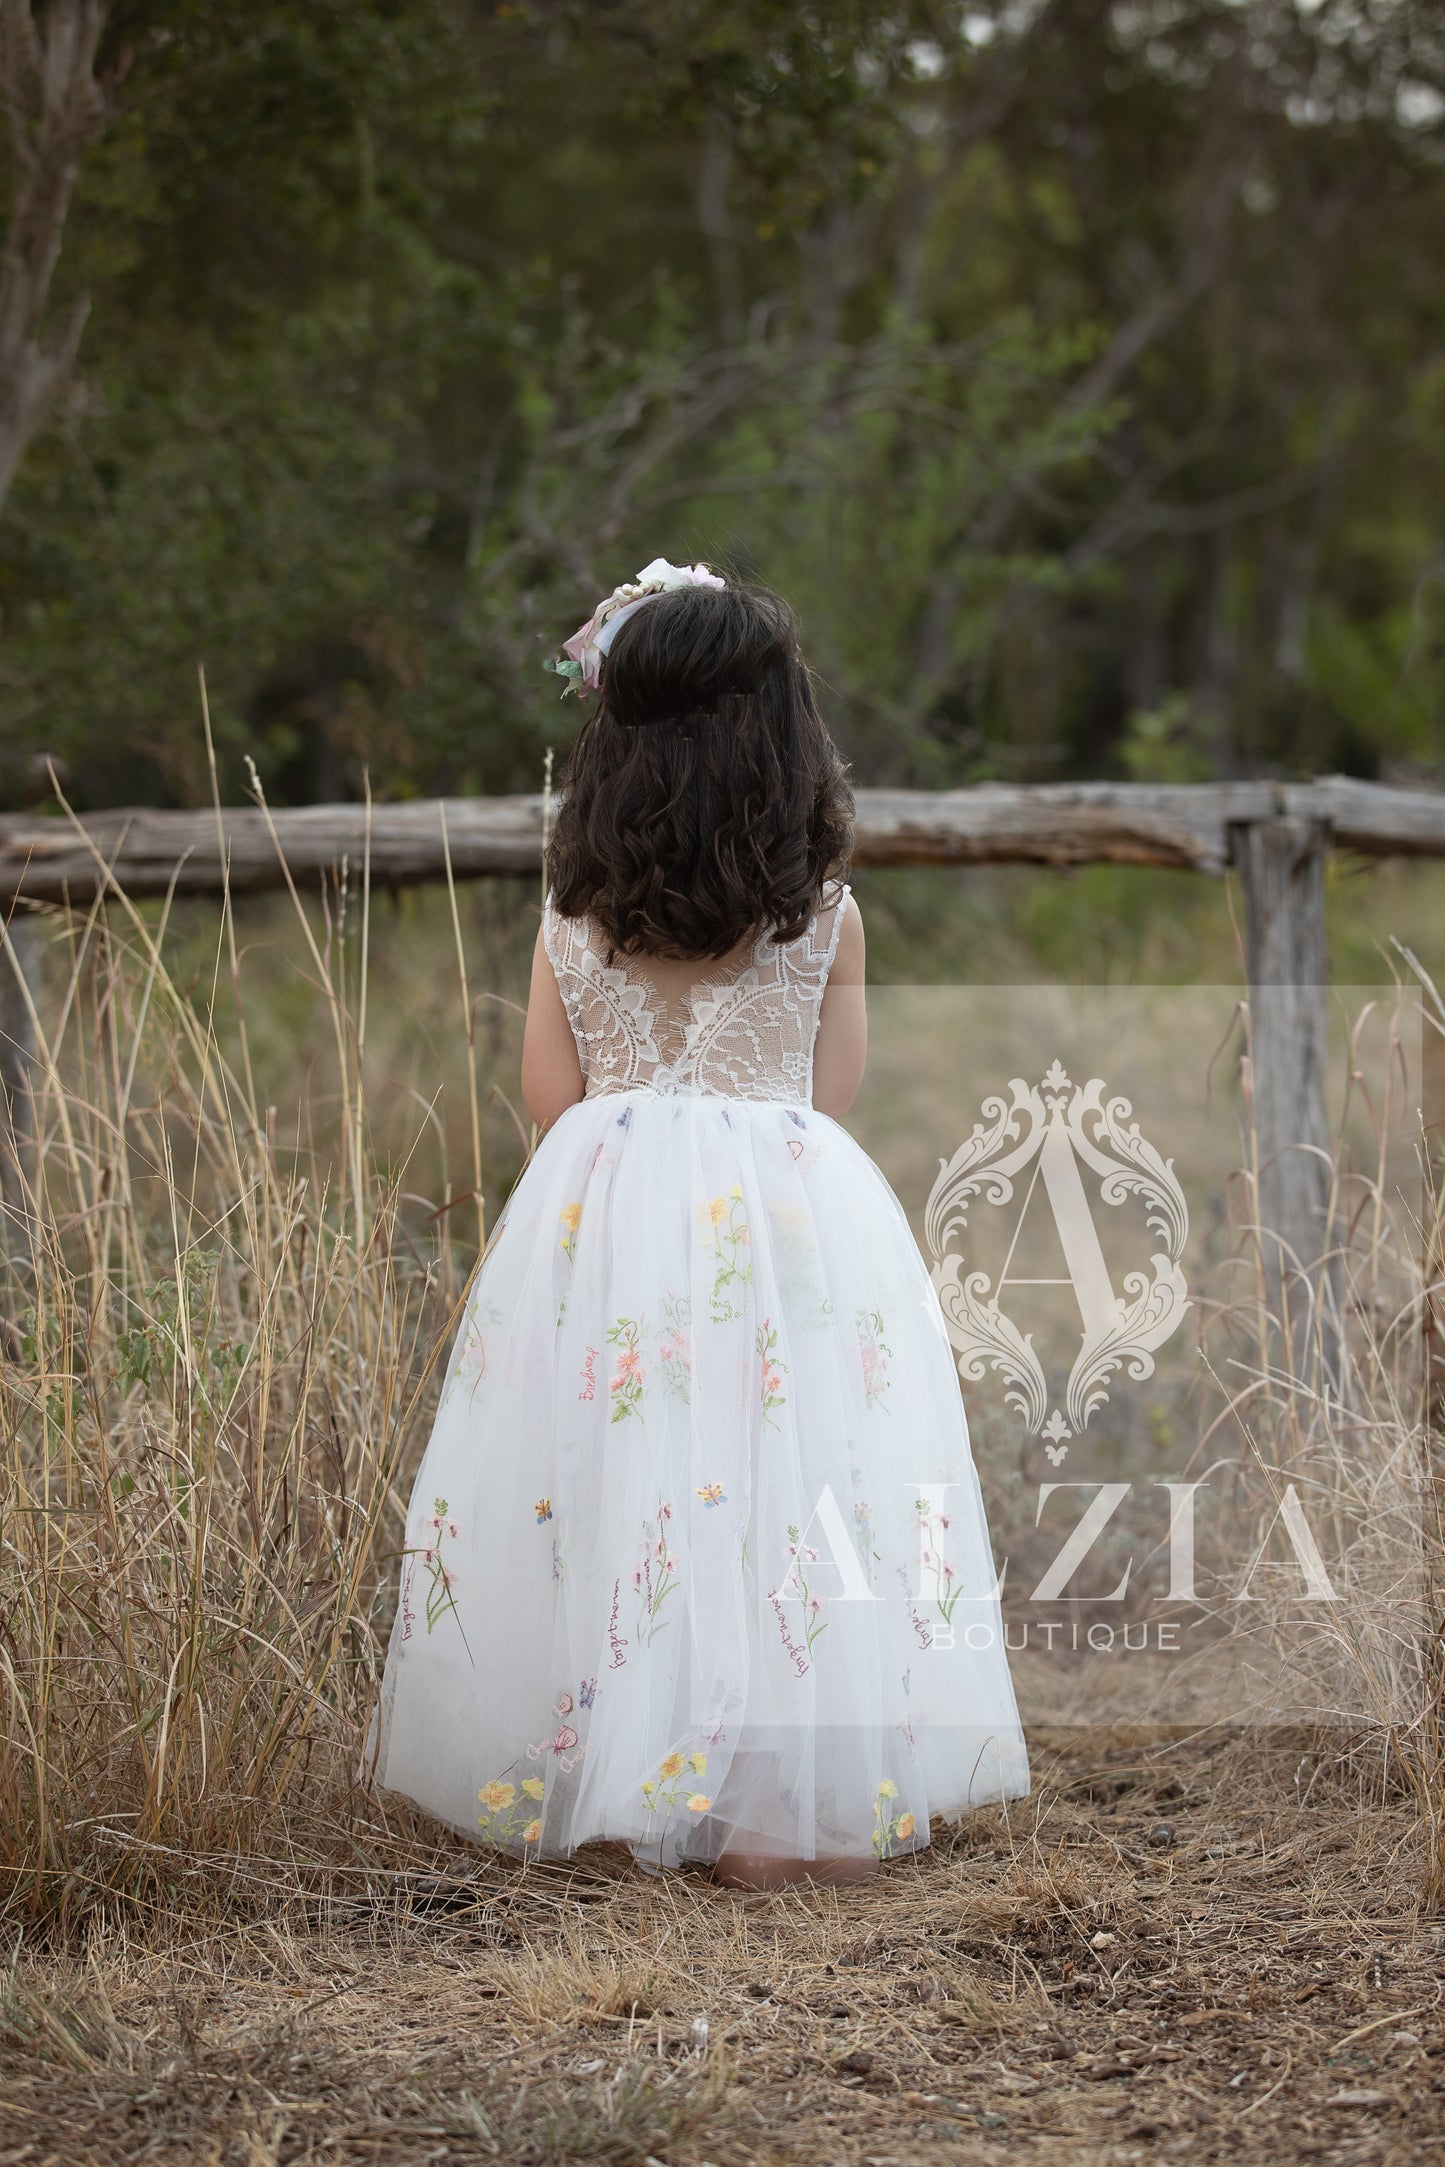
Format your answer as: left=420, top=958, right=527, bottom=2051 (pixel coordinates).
left=542, top=883, right=851, bottom=1105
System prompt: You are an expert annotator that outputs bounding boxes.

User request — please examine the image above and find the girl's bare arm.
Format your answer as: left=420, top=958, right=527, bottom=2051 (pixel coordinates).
left=521, top=926, right=585, bottom=1129
left=811, top=894, right=866, bottom=1117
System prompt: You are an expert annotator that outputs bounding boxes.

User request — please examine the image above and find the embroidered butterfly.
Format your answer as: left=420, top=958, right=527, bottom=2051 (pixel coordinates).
left=527, top=1723, right=583, bottom=1772
left=534, top=1497, right=553, bottom=1522
left=696, top=1483, right=727, bottom=1508
left=700, top=1678, right=744, bottom=1745
left=579, top=1677, right=597, bottom=1710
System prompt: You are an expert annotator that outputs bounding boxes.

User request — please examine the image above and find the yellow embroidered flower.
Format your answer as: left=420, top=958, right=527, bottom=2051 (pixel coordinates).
left=522, top=1818, right=543, bottom=1843
left=479, top=1780, right=516, bottom=1813
left=521, top=1777, right=546, bottom=1800
left=641, top=1779, right=656, bottom=1800
left=877, top=1777, right=898, bottom=1801
left=658, top=1751, right=686, bottom=1780
left=709, top=1197, right=727, bottom=1225
left=686, top=1793, right=712, bottom=1813
left=896, top=1812, right=916, bottom=1842
left=689, top=1751, right=708, bottom=1774
left=729, top=1184, right=742, bottom=1199
left=560, top=1201, right=583, bottom=1231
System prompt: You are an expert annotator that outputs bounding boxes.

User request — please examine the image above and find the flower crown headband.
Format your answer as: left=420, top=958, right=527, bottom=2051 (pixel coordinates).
left=548, top=556, right=726, bottom=696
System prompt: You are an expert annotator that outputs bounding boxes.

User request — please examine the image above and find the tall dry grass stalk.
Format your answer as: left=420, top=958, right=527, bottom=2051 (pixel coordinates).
left=0, top=817, right=471, bottom=1934
left=1208, top=960, right=1444, bottom=1905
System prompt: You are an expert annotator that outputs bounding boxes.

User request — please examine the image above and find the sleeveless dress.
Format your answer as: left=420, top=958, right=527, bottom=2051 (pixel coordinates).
left=369, top=883, right=1028, bottom=1868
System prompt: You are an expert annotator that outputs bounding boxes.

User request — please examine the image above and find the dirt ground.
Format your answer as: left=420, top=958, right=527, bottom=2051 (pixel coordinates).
left=2, top=1728, right=1442, bottom=2167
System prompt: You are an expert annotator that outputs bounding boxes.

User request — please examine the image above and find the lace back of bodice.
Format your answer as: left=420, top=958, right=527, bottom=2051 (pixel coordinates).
left=543, top=883, right=851, bottom=1104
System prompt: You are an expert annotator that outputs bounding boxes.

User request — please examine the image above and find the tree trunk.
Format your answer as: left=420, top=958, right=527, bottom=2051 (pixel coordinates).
left=0, top=0, right=112, bottom=522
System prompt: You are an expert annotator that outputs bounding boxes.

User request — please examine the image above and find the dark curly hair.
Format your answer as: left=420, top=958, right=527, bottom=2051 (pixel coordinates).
left=546, top=579, right=854, bottom=961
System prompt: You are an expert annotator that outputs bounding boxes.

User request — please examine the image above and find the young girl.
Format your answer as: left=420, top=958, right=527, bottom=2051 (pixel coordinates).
left=369, top=561, right=1028, bottom=1887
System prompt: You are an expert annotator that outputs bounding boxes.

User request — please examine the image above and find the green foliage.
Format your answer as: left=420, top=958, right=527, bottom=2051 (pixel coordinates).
left=1, top=0, right=1443, bottom=806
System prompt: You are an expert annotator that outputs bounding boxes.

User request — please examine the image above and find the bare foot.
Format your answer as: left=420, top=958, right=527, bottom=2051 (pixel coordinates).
left=713, top=1849, right=878, bottom=1891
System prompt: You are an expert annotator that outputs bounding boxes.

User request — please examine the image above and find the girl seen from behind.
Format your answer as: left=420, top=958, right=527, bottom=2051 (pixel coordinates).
left=369, top=559, right=1028, bottom=1888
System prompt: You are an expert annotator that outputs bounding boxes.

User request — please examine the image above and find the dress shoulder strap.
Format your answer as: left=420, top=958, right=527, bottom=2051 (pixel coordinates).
left=816, top=879, right=852, bottom=981
left=542, top=888, right=588, bottom=978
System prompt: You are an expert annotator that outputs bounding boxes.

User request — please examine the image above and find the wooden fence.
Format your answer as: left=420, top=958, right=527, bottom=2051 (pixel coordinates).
left=2, top=774, right=1443, bottom=1293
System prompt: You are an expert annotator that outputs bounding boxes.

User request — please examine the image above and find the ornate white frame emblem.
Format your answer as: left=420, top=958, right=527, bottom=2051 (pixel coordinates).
left=925, top=1060, right=1189, bottom=1461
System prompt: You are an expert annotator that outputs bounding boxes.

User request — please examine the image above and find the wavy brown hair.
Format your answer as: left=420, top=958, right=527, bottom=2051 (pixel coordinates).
left=546, top=579, right=854, bottom=961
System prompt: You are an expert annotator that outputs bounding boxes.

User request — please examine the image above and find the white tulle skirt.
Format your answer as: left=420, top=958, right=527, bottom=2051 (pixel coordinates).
left=369, top=1089, right=1028, bottom=1868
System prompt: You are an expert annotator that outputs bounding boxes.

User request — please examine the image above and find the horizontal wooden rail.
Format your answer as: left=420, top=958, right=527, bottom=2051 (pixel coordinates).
left=1, top=775, right=1444, bottom=906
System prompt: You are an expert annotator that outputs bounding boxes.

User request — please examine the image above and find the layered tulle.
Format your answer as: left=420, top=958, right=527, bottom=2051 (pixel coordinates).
left=369, top=1089, right=1028, bottom=1867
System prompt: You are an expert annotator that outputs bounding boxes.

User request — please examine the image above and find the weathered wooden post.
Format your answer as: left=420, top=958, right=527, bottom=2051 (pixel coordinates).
left=1228, top=816, right=1338, bottom=1376
left=0, top=912, right=39, bottom=1271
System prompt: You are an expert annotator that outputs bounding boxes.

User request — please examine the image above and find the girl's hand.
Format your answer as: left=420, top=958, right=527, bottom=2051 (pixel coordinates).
left=812, top=894, right=866, bottom=1117
left=521, top=925, right=586, bottom=1130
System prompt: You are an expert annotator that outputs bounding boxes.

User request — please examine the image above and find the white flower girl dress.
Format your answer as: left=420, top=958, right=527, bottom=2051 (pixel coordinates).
left=370, top=882, right=1028, bottom=1867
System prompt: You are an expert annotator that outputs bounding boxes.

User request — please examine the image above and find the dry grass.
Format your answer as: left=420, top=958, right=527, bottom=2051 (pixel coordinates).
left=1, top=792, right=1443, bottom=2160
left=2, top=1728, right=1443, bottom=2163
left=0, top=791, right=470, bottom=1931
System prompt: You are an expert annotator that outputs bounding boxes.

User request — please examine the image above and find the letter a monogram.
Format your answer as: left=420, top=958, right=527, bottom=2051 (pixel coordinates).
left=925, top=1062, right=1190, bottom=1452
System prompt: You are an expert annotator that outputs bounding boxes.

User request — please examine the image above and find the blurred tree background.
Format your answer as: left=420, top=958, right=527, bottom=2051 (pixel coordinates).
left=1, top=0, right=1443, bottom=813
